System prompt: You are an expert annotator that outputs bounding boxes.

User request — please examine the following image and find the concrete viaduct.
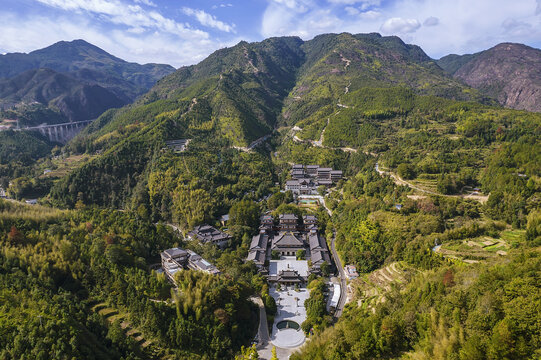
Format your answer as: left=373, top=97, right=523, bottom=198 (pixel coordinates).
left=20, top=120, right=93, bottom=144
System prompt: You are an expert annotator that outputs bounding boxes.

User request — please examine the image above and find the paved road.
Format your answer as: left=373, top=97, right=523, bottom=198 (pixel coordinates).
left=329, top=230, right=347, bottom=319
left=251, top=297, right=270, bottom=345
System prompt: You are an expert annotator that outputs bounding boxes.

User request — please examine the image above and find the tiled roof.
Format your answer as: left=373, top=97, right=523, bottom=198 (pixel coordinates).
left=272, top=232, right=304, bottom=247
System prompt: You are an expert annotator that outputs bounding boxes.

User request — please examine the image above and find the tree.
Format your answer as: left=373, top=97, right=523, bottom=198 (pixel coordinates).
left=7, top=226, right=24, bottom=245
left=236, top=344, right=259, bottom=359
left=397, top=163, right=416, bottom=180
left=229, top=200, right=260, bottom=229
left=271, top=346, right=278, bottom=360
left=296, top=249, right=305, bottom=260
left=172, top=187, right=213, bottom=228
left=320, top=261, right=330, bottom=277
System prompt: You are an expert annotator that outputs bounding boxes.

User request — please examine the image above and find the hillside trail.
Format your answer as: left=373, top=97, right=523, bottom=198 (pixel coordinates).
left=375, top=163, right=489, bottom=203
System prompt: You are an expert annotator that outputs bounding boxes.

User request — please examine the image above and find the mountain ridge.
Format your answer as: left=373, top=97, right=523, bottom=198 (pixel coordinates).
left=0, top=39, right=176, bottom=127
left=438, top=42, right=541, bottom=112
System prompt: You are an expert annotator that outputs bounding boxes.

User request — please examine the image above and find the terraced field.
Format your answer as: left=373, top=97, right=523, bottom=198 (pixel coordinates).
left=350, top=262, right=416, bottom=311
left=434, top=230, right=526, bottom=263
left=91, top=302, right=165, bottom=359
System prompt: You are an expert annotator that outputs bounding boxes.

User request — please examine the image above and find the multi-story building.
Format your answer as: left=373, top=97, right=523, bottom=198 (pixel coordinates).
left=279, top=213, right=299, bottom=231
left=160, top=247, right=220, bottom=283
left=303, top=215, right=318, bottom=230
left=306, top=165, right=319, bottom=176
left=247, top=230, right=269, bottom=271
left=317, top=167, right=332, bottom=181
left=330, top=170, right=343, bottom=182
left=308, top=229, right=332, bottom=272
left=291, top=164, right=305, bottom=179
left=260, top=214, right=274, bottom=231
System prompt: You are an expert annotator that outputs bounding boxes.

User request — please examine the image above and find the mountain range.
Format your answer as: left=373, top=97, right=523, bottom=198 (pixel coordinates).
left=0, top=40, right=175, bottom=126
left=48, top=32, right=541, bottom=211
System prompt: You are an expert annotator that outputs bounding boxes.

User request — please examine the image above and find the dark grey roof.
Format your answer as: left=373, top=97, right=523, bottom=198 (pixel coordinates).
left=250, top=232, right=268, bottom=250
left=309, top=232, right=327, bottom=251
left=272, top=232, right=304, bottom=248
left=311, top=250, right=331, bottom=265
left=279, top=213, right=298, bottom=221
left=330, top=170, right=343, bottom=175
left=303, top=215, right=317, bottom=222
left=306, top=165, right=319, bottom=169
left=318, top=167, right=332, bottom=172
left=292, top=164, right=304, bottom=169
left=163, top=248, right=187, bottom=259
left=247, top=250, right=266, bottom=265
left=189, top=224, right=231, bottom=244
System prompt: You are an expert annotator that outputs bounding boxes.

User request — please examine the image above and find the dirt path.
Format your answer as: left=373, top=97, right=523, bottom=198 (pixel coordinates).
left=375, top=163, right=489, bottom=203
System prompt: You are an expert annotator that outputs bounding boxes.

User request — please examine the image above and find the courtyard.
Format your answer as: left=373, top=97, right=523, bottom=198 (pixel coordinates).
left=268, top=269, right=310, bottom=349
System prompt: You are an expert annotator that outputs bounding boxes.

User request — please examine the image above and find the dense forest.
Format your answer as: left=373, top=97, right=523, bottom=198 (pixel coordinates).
left=0, top=199, right=264, bottom=359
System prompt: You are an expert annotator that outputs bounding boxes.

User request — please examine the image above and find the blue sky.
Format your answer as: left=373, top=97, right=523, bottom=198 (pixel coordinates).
left=1, top=0, right=540, bottom=67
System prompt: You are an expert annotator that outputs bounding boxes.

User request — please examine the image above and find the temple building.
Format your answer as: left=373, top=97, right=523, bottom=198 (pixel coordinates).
left=187, top=224, right=232, bottom=249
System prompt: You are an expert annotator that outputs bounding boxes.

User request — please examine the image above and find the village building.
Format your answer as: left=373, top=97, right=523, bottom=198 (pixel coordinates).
left=160, top=247, right=220, bottom=283
left=187, top=224, right=231, bottom=249
left=345, top=265, right=359, bottom=279
left=164, top=139, right=190, bottom=152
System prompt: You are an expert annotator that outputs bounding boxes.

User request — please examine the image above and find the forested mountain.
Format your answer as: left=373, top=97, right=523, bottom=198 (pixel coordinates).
left=438, top=43, right=541, bottom=112
left=1, top=32, right=540, bottom=360
left=0, top=68, right=125, bottom=124
left=0, top=40, right=175, bottom=127
left=0, top=39, right=175, bottom=92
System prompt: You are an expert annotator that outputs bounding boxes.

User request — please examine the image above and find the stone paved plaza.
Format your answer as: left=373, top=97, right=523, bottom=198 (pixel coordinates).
left=269, top=284, right=309, bottom=349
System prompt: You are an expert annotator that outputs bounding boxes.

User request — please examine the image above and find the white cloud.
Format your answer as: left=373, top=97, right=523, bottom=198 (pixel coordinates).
left=381, top=17, right=421, bottom=34
left=328, top=0, right=380, bottom=6
left=502, top=18, right=533, bottom=37
left=0, top=11, right=235, bottom=67
left=360, top=10, right=381, bottom=19
left=260, top=0, right=541, bottom=59
left=211, top=3, right=233, bottom=9
left=33, top=0, right=209, bottom=39
left=423, top=16, right=439, bottom=26
left=181, top=7, right=236, bottom=33
left=344, top=6, right=359, bottom=15
left=134, top=0, right=156, bottom=7
left=271, top=0, right=312, bottom=13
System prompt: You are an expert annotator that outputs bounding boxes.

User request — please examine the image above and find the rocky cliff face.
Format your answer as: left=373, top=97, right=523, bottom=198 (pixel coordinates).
left=439, top=43, right=541, bottom=112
